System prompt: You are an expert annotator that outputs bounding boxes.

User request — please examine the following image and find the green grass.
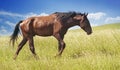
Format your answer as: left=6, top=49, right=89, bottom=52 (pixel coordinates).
left=0, top=23, right=120, bottom=70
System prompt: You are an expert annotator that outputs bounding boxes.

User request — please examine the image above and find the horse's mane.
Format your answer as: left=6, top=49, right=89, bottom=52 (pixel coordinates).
left=53, top=12, right=81, bottom=21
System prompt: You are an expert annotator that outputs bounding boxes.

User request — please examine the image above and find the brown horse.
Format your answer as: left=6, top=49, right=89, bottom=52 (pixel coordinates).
left=10, top=12, right=92, bottom=59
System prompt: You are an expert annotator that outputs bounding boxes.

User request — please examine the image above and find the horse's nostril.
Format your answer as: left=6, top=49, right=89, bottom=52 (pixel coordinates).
left=87, top=31, right=92, bottom=35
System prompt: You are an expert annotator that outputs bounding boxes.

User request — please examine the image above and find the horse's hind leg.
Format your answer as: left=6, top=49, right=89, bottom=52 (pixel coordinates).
left=13, top=38, right=27, bottom=60
left=28, top=36, right=38, bottom=59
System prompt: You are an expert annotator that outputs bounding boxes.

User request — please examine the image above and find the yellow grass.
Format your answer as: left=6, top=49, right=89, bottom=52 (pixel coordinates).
left=0, top=23, right=120, bottom=70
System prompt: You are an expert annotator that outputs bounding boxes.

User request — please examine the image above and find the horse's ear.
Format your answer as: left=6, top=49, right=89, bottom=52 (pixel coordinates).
left=84, top=12, right=88, bottom=16
left=86, top=13, right=88, bottom=16
left=83, top=12, right=85, bottom=16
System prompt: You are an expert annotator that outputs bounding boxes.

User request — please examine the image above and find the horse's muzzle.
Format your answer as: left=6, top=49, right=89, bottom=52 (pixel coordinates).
left=87, top=31, right=92, bottom=35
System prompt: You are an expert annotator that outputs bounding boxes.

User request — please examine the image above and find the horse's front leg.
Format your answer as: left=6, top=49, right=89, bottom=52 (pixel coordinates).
left=54, top=34, right=66, bottom=57
left=58, top=40, right=66, bottom=56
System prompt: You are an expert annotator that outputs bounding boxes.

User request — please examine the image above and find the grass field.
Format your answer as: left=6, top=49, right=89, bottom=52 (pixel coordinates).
left=0, top=23, right=120, bottom=70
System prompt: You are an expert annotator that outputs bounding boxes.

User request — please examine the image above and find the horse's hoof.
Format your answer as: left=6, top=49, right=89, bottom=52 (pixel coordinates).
left=34, top=55, right=39, bottom=60
left=54, top=54, right=61, bottom=58
left=13, top=55, right=17, bottom=60
left=13, top=57, right=17, bottom=60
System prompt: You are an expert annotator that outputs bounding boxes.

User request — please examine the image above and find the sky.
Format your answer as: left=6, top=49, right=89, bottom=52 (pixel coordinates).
left=0, top=0, right=120, bottom=35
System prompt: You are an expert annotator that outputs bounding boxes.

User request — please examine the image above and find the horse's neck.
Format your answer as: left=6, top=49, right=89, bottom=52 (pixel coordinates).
left=65, top=21, right=78, bottom=29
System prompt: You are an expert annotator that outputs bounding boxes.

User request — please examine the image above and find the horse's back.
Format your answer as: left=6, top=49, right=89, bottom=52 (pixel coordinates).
left=19, top=15, right=62, bottom=36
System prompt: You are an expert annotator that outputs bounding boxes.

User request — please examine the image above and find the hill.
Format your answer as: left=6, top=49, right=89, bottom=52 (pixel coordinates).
left=93, top=23, right=120, bottom=30
left=0, top=23, right=120, bottom=70
left=69, top=23, right=120, bottom=33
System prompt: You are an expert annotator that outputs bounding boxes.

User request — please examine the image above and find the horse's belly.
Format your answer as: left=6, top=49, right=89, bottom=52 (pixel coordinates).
left=35, top=27, right=53, bottom=36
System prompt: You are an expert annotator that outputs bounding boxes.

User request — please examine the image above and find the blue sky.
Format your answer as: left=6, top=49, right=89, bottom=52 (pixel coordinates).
left=0, top=0, right=120, bottom=35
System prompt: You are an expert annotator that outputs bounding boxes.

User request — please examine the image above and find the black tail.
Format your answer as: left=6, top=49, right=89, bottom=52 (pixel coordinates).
left=10, top=20, right=23, bottom=46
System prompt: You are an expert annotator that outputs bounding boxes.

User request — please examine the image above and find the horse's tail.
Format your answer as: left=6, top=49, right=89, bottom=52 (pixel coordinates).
left=10, top=20, right=23, bottom=46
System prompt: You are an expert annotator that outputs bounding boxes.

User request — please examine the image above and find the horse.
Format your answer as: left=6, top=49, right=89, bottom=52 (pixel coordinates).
left=10, top=12, right=92, bottom=59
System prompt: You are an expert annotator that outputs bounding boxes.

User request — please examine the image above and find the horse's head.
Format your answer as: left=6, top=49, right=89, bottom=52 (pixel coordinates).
left=74, top=13, right=92, bottom=35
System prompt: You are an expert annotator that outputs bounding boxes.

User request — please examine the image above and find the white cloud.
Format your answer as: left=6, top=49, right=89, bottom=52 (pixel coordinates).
left=0, top=26, right=7, bottom=34
left=0, top=11, right=49, bottom=19
left=0, top=28, right=7, bottom=33
left=0, top=26, right=12, bottom=36
left=5, top=21, right=15, bottom=27
left=39, top=13, right=49, bottom=16
left=88, top=12, right=106, bottom=20
left=105, top=16, right=120, bottom=23
left=24, top=12, right=38, bottom=18
left=0, top=11, right=22, bottom=17
left=24, top=12, right=48, bottom=18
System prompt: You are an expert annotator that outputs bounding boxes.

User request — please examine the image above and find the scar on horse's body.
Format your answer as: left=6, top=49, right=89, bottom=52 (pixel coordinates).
left=10, top=12, right=92, bottom=59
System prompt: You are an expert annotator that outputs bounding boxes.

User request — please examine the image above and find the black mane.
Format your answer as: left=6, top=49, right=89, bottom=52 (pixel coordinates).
left=53, top=12, right=81, bottom=21
left=53, top=12, right=83, bottom=21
